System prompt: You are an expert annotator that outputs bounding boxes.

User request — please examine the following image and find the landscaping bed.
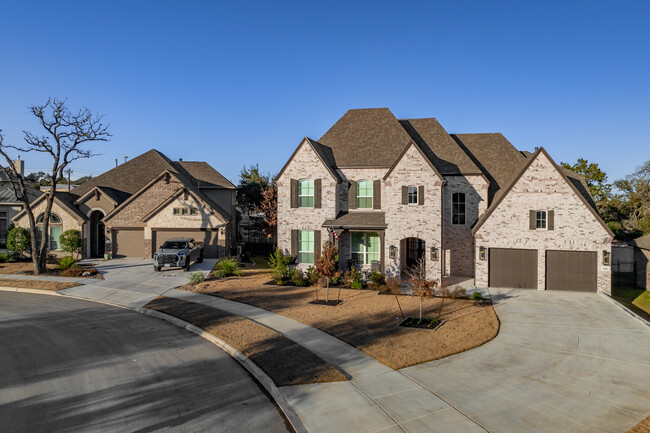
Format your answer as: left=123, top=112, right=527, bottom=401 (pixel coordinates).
left=144, top=296, right=347, bottom=386
left=183, top=268, right=500, bottom=369
left=0, top=278, right=80, bottom=291
left=0, top=261, right=103, bottom=279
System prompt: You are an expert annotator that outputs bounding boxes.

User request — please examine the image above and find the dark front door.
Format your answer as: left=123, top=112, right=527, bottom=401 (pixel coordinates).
left=90, top=210, right=105, bottom=258
left=406, top=238, right=426, bottom=269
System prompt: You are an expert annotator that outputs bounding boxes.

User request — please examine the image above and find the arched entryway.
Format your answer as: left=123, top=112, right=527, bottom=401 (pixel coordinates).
left=401, top=237, right=426, bottom=277
left=89, top=210, right=105, bottom=258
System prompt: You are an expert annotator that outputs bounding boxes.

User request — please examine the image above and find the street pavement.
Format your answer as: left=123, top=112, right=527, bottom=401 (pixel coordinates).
left=0, top=291, right=290, bottom=433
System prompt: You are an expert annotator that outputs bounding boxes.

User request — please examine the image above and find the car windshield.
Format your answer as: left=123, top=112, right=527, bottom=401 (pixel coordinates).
left=161, top=241, right=188, bottom=249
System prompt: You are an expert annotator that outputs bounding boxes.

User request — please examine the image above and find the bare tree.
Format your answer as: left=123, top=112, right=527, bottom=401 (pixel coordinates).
left=0, top=98, right=111, bottom=274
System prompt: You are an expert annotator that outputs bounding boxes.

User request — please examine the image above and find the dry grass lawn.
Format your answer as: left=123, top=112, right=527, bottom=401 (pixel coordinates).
left=0, top=278, right=80, bottom=291
left=145, top=296, right=347, bottom=386
left=185, top=267, right=500, bottom=369
left=628, top=415, right=650, bottom=433
left=0, top=262, right=59, bottom=274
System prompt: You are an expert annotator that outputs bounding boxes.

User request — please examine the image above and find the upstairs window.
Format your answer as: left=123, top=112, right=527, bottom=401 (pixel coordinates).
left=298, top=180, right=314, bottom=208
left=407, top=186, right=418, bottom=204
left=357, top=180, right=373, bottom=209
left=452, top=193, right=466, bottom=225
left=536, top=210, right=547, bottom=229
left=298, top=230, right=314, bottom=264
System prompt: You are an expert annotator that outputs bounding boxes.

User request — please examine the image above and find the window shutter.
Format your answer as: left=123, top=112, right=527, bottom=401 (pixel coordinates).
left=402, top=186, right=408, bottom=205
left=529, top=210, right=536, bottom=230
left=418, top=185, right=424, bottom=205
left=314, top=230, right=321, bottom=257
left=314, top=179, right=322, bottom=209
left=290, top=179, right=298, bottom=208
left=348, top=180, right=357, bottom=210
left=291, top=230, right=299, bottom=257
left=548, top=210, right=554, bottom=230
left=373, top=180, right=381, bottom=209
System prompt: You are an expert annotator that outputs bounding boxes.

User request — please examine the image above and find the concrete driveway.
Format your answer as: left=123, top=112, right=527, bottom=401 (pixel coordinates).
left=0, top=291, right=290, bottom=433
left=399, top=288, right=650, bottom=432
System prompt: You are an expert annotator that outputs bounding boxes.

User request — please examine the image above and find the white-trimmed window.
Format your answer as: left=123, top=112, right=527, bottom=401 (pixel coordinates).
left=357, top=180, right=373, bottom=209
left=351, top=232, right=380, bottom=265
left=298, top=180, right=314, bottom=208
left=36, top=213, right=63, bottom=249
left=536, top=210, right=547, bottom=229
left=407, top=186, right=418, bottom=204
left=299, top=230, right=314, bottom=264
left=452, top=193, right=466, bottom=225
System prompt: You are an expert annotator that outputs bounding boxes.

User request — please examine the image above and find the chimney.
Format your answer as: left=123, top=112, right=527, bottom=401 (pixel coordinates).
left=13, top=157, right=24, bottom=177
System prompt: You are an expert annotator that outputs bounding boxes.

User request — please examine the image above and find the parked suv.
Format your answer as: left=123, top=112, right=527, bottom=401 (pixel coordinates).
left=153, top=238, right=203, bottom=272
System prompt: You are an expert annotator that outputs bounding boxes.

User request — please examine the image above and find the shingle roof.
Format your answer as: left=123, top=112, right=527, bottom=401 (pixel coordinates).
left=318, top=108, right=413, bottom=167
left=630, top=234, right=650, bottom=251
left=399, top=119, right=481, bottom=175
left=322, top=212, right=387, bottom=229
left=0, top=182, right=42, bottom=203
left=176, top=161, right=235, bottom=189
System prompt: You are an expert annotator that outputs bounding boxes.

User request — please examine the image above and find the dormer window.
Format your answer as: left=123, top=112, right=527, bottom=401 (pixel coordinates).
left=357, top=180, right=373, bottom=209
left=298, top=180, right=314, bottom=208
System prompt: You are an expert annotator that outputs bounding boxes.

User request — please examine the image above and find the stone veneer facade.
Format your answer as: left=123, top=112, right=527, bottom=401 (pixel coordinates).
left=474, top=152, right=612, bottom=294
left=634, top=248, right=649, bottom=290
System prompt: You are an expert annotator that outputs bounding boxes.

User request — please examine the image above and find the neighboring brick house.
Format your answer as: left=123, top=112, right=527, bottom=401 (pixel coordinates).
left=0, top=158, right=43, bottom=247
left=276, top=108, right=613, bottom=293
left=13, top=149, right=236, bottom=259
left=630, top=234, right=650, bottom=290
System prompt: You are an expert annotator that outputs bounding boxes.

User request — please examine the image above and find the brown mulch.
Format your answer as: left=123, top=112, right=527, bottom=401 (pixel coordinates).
left=0, top=278, right=80, bottom=291
left=144, top=296, right=347, bottom=386
left=0, top=261, right=104, bottom=279
left=628, top=415, right=650, bottom=433
left=184, top=268, right=500, bottom=369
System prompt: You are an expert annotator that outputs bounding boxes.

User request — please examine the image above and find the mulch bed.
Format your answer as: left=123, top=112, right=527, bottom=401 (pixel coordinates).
left=0, top=278, right=80, bottom=291
left=144, top=297, right=347, bottom=387
left=309, top=300, right=344, bottom=306
left=399, top=317, right=445, bottom=331
left=183, top=268, right=500, bottom=369
left=0, top=261, right=104, bottom=279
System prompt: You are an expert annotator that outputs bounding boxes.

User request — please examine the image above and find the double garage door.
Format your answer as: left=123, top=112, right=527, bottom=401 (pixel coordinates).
left=113, top=228, right=220, bottom=258
left=488, top=248, right=597, bottom=292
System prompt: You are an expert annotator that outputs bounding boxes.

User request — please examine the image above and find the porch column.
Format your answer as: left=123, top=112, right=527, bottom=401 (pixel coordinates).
left=378, top=230, right=385, bottom=274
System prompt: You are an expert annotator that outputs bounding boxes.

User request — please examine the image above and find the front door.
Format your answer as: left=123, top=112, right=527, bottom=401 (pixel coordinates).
left=406, top=238, right=426, bottom=269
left=90, top=210, right=105, bottom=258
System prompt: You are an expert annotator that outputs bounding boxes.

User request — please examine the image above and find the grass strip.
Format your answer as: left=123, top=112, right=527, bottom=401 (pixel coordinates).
left=144, top=296, right=347, bottom=386
left=0, top=279, right=80, bottom=291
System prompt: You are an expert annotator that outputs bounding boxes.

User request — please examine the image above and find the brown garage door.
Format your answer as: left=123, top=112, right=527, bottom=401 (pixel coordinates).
left=153, top=229, right=219, bottom=258
left=489, top=248, right=538, bottom=289
left=546, top=250, right=597, bottom=292
left=113, top=229, right=145, bottom=258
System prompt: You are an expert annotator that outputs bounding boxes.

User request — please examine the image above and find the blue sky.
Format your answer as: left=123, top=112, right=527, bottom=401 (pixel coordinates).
left=0, top=0, right=648, bottom=184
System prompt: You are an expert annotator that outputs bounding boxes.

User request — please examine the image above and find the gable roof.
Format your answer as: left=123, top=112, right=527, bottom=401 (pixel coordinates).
left=383, top=141, right=444, bottom=181
left=399, top=119, right=482, bottom=175
left=13, top=191, right=86, bottom=223
left=276, top=137, right=342, bottom=182
left=0, top=181, right=42, bottom=204
left=176, top=161, right=236, bottom=189
left=472, top=147, right=614, bottom=237
left=631, top=233, right=650, bottom=251
left=318, top=108, right=413, bottom=167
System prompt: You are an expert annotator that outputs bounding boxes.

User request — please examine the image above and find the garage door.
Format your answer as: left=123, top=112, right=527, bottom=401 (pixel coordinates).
left=546, top=250, right=597, bottom=292
left=489, top=248, right=538, bottom=289
left=113, top=229, right=145, bottom=258
left=153, top=229, right=219, bottom=258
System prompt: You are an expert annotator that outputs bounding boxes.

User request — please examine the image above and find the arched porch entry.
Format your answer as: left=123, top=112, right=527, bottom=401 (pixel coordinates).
left=89, top=210, right=105, bottom=258
left=401, top=237, right=426, bottom=277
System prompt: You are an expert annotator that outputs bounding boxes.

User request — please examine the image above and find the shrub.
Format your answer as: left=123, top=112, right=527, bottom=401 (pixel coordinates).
left=343, top=267, right=363, bottom=287
left=440, top=285, right=467, bottom=299
left=369, top=269, right=385, bottom=285
left=350, top=281, right=363, bottom=290
left=189, top=271, right=205, bottom=285
left=61, top=267, right=98, bottom=277
left=0, top=252, right=15, bottom=263
left=268, top=248, right=292, bottom=283
left=471, top=291, right=484, bottom=301
left=7, top=226, right=31, bottom=256
left=289, top=268, right=306, bottom=286
left=60, top=230, right=82, bottom=257
left=58, top=256, right=77, bottom=270
left=306, top=266, right=320, bottom=285
left=213, top=256, right=243, bottom=278
left=241, top=251, right=252, bottom=263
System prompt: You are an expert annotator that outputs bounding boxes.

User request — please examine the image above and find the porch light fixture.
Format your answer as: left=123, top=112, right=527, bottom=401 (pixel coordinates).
left=479, top=247, right=487, bottom=261
left=603, top=250, right=611, bottom=266
left=389, top=245, right=397, bottom=259
left=430, top=246, right=438, bottom=261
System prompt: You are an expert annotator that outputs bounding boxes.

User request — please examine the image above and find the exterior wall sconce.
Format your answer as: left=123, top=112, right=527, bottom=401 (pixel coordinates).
left=603, top=251, right=610, bottom=266
left=479, top=247, right=487, bottom=261
left=430, top=246, right=438, bottom=261
left=389, top=245, right=397, bottom=259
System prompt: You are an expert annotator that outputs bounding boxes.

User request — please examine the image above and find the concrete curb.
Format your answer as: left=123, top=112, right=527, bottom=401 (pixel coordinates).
left=599, top=292, right=650, bottom=328
left=0, top=286, right=308, bottom=433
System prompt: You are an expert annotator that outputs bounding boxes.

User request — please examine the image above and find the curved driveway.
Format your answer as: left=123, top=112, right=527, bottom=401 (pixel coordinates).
left=0, top=292, right=290, bottom=433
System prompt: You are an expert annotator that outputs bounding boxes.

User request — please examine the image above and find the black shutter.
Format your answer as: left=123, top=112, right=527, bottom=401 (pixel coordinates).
left=373, top=180, right=381, bottom=209
left=402, top=186, right=408, bottom=205
left=418, top=185, right=424, bottom=205
left=314, top=179, right=322, bottom=209
left=548, top=210, right=554, bottom=230
left=290, top=179, right=298, bottom=208
left=314, top=230, right=321, bottom=258
left=291, top=230, right=299, bottom=257
left=348, top=180, right=357, bottom=210
left=529, top=210, right=536, bottom=230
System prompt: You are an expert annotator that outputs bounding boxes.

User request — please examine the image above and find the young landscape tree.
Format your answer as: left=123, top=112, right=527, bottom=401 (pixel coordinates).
left=0, top=98, right=111, bottom=274
left=407, top=258, right=439, bottom=320
left=60, top=229, right=82, bottom=258
left=237, top=164, right=271, bottom=215
left=314, top=241, right=341, bottom=303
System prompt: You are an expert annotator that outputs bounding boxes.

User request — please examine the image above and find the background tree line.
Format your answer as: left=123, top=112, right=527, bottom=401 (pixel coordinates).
left=560, top=158, right=650, bottom=240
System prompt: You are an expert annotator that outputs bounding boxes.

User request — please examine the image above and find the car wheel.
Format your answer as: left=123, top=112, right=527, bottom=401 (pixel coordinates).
left=184, top=261, right=190, bottom=272
left=197, top=254, right=203, bottom=263
left=153, top=266, right=160, bottom=272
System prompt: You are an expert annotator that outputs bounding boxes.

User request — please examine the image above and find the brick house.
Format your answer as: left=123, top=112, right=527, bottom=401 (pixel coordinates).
left=13, top=149, right=236, bottom=259
left=630, top=234, right=650, bottom=290
left=276, top=108, right=613, bottom=293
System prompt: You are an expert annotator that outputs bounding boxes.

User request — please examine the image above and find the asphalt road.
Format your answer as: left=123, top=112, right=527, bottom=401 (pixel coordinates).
left=0, top=292, right=290, bottom=433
